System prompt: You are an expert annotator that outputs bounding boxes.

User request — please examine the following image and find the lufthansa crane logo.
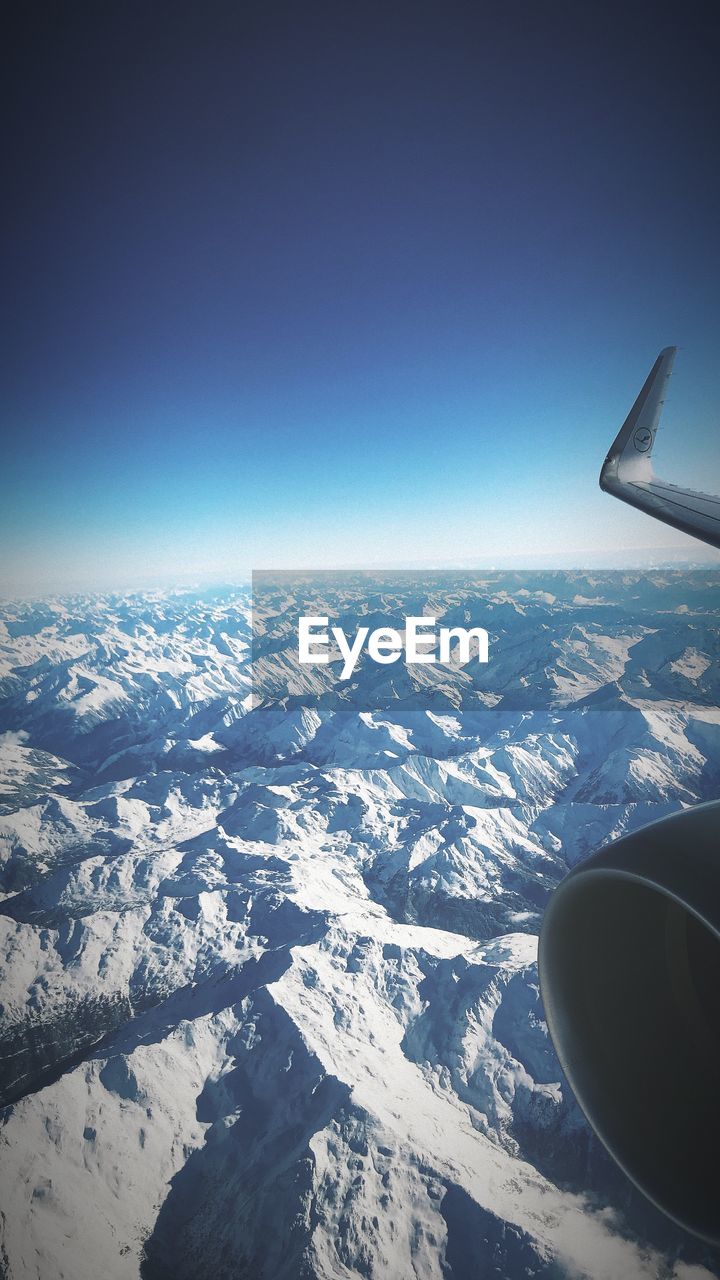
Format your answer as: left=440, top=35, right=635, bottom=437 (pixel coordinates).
left=633, top=427, right=653, bottom=452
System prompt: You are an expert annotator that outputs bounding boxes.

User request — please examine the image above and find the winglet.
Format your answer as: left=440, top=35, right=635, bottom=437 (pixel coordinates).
left=598, top=348, right=720, bottom=549
left=600, top=346, right=677, bottom=494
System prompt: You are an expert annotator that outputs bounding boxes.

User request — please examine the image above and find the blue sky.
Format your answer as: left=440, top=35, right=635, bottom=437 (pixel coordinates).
left=3, top=2, right=720, bottom=592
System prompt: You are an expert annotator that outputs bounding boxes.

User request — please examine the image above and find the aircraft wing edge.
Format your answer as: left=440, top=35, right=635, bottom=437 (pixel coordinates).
left=599, top=346, right=720, bottom=550
left=612, top=478, right=720, bottom=549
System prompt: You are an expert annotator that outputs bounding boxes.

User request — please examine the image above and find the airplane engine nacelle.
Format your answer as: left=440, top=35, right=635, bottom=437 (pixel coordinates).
left=538, top=801, right=720, bottom=1244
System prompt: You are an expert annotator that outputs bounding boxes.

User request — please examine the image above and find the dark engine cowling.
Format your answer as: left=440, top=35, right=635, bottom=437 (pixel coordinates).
left=538, top=801, right=720, bottom=1244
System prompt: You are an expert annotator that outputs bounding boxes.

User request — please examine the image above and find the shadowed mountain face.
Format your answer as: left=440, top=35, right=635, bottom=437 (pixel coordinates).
left=1, top=574, right=719, bottom=1280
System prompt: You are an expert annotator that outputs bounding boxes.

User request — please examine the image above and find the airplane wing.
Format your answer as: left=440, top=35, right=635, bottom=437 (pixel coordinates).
left=599, top=346, right=720, bottom=549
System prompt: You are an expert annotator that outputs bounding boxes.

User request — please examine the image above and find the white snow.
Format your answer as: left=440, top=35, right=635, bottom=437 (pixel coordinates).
left=0, top=578, right=718, bottom=1280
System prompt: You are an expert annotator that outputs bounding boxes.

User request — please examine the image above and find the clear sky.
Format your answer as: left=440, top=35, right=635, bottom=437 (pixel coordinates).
left=3, top=1, right=720, bottom=593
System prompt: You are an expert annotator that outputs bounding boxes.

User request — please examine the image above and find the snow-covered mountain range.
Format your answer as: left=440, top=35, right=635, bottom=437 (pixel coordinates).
left=1, top=572, right=719, bottom=1280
